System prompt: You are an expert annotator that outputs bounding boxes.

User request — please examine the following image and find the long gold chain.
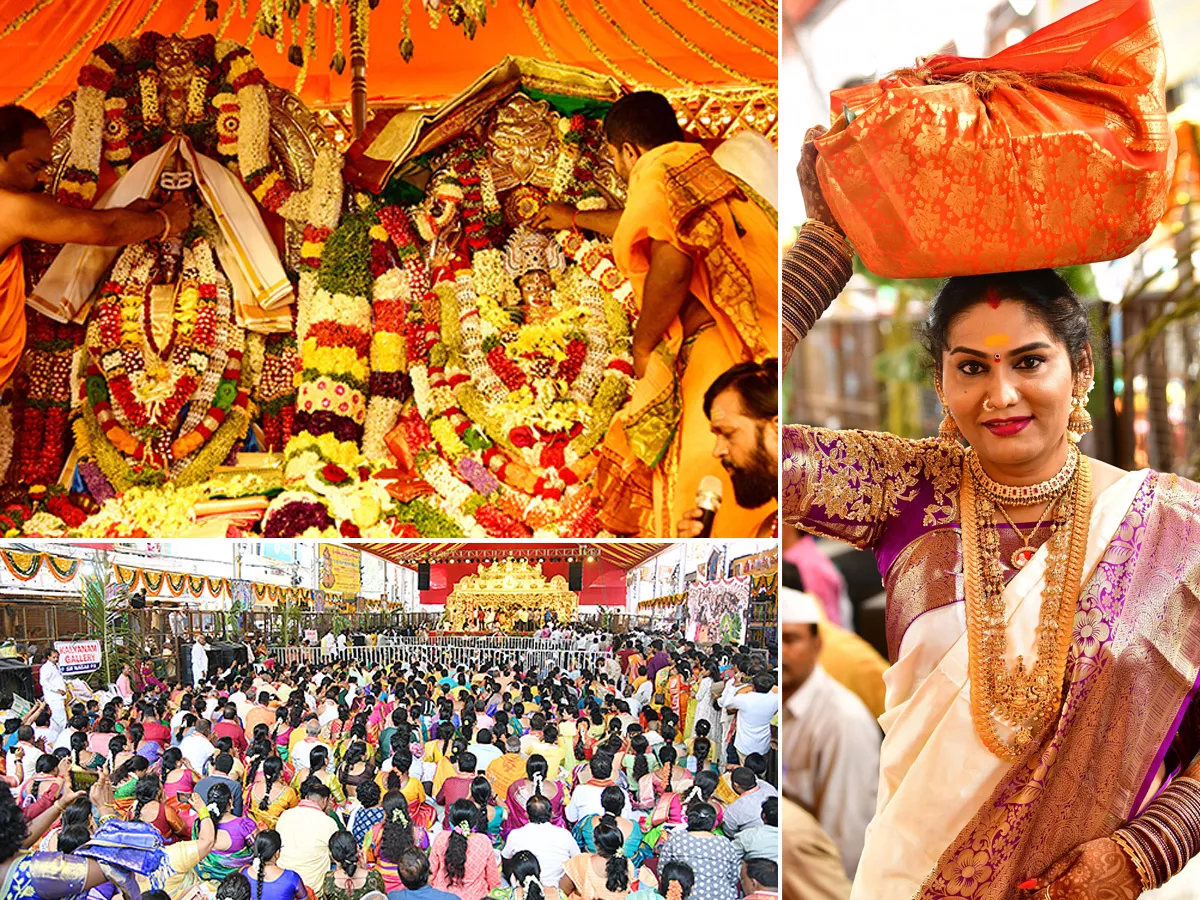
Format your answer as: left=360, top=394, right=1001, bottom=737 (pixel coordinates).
left=960, top=453, right=1091, bottom=761
left=0, top=0, right=53, bottom=42
left=985, top=486, right=1068, bottom=570
left=133, top=0, right=170, bottom=37
left=713, top=0, right=776, bottom=32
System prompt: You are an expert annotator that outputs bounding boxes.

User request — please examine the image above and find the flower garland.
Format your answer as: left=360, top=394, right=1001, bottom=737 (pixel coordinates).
left=0, top=401, right=12, bottom=484
left=257, top=331, right=299, bottom=452
left=14, top=313, right=79, bottom=486
left=362, top=204, right=424, bottom=460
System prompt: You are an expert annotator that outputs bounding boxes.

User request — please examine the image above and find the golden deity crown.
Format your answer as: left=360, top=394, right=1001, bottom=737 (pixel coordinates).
left=502, top=225, right=567, bottom=280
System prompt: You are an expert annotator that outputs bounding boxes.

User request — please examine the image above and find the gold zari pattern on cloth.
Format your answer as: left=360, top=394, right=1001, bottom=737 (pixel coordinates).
left=782, top=427, right=960, bottom=549
left=813, top=6, right=1172, bottom=278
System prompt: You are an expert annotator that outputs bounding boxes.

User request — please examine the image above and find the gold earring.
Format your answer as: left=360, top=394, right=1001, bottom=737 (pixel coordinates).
left=1067, top=391, right=1093, bottom=443
left=939, top=403, right=962, bottom=442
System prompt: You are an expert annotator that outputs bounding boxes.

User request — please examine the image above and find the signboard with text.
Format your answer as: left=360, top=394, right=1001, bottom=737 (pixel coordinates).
left=318, top=543, right=361, bottom=595
left=303, top=629, right=318, bottom=644
left=54, top=640, right=102, bottom=676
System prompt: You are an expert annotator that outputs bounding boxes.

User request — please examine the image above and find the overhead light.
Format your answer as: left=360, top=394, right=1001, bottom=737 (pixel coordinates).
left=1009, top=0, right=1036, bottom=15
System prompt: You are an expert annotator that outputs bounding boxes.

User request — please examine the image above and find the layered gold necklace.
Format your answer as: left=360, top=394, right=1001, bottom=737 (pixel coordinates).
left=961, top=444, right=1091, bottom=761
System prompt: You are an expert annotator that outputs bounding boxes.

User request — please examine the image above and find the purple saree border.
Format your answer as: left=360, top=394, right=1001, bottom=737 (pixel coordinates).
left=1131, top=664, right=1200, bottom=813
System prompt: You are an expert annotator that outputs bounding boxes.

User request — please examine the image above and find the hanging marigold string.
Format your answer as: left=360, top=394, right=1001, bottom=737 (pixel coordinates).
left=187, top=574, right=206, bottom=597
left=216, top=0, right=240, bottom=39
left=16, top=0, right=123, bottom=104
left=519, top=1, right=559, bottom=63
left=587, top=0, right=693, bottom=87
left=0, top=0, right=53, bottom=42
left=44, top=555, right=80, bottom=582
left=0, top=551, right=42, bottom=581
left=177, top=0, right=209, bottom=35
left=114, top=565, right=140, bottom=588
left=141, top=569, right=165, bottom=593
left=165, top=571, right=188, bottom=596
left=675, top=0, right=776, bottom=60
left=132, top=0, right=170, bottom=36
left=206, top=575, right=228, bottom=596
left=552, top=0, right=639, bottom=85
left=638, top=0, right=771, bottom=86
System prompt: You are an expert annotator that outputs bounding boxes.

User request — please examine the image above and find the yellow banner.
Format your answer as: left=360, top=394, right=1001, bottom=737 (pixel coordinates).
left=318, top=544, right=361, bottom=595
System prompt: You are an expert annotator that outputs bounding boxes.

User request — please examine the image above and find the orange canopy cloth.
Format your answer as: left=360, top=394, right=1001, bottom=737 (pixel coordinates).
left=0, top=0, right=776, bottom=112
left=814, top=0, right=1174, bottom=279
left=0, top=247, right=26, bottom=389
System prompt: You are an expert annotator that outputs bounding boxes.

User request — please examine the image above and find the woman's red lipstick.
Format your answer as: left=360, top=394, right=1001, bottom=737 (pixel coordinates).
left=983, top=416, right=1032, bottom=437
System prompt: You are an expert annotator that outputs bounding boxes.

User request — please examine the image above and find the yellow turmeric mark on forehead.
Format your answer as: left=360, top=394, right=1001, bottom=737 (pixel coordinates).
left=983, top=333, right=1010, bottom=348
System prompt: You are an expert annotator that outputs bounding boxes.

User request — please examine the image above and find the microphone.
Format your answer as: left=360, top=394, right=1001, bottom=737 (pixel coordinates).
left=695, top=475, right=723, bottom=538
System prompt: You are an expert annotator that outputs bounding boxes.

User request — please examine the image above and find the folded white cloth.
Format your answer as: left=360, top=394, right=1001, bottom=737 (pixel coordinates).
left=29, top=135, right=293, bottom=331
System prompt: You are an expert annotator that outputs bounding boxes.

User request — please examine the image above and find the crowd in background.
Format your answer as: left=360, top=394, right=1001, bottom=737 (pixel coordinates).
left=0, top=627, right=779, bottom=900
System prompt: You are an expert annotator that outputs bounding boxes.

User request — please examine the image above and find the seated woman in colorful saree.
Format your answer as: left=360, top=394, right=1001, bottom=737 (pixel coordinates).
left=573, top=787, right=650, bottom=868
left=245, top=755, right=298, bottom=831
left=291, top=745, right=346, bottom=805
left=783, top=125, right=1200, bottom=897
left=362, top=790, right=432, bottom=893
left=194, top=782, right=257, bottom=881
left=506, top=755, right=569, bottom=837
left=380, top=747, right=438, bottom=830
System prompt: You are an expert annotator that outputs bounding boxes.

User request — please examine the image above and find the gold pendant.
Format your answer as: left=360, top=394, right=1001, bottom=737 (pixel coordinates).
left=1012, top=545, right=1036, bottom=569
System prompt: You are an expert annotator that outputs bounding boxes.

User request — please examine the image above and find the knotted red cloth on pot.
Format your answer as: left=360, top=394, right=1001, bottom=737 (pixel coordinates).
left=814, top=0, right=1174, bottom=278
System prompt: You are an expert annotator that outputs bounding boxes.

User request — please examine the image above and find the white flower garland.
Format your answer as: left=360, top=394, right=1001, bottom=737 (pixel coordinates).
left=0, top=402, right=12, bottom=484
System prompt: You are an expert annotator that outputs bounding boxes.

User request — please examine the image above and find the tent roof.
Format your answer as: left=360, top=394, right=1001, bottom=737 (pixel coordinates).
left=358, top=541, right=670, bottom=570
left=0, top=0, right=776, bottom=113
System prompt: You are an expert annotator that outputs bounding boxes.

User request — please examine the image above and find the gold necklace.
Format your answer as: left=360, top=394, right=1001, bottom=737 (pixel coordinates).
left=966, top=443, right=1080, bottom=506
left=985, top=486, right=1068, bottom=569
left=960, top=453, right=1091, bottom=761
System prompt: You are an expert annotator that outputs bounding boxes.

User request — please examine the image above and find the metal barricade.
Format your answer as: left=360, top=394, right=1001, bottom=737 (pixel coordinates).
left=268, top=637, right=610, bottom=676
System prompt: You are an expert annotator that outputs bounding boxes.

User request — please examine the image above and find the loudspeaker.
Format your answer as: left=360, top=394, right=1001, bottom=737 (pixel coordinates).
left=0, top=659, right=35, bottom=702
left=417, top=563, right=430, bottom=591
left=209, top=643, right=249, bottom=671
left=568, top=561, right=583, bottom=591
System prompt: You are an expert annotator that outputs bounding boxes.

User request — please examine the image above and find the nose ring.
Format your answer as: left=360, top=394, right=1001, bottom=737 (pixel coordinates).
left=982, top=397, right=994, bottom=412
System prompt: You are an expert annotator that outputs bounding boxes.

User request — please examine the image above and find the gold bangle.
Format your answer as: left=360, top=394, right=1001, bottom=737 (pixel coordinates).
left=1111, top=829, right=1153, bottom=891
left=802, top=218, right=852, bottom=254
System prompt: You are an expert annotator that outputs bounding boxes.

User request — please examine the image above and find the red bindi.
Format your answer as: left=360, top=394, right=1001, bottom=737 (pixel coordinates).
left=984, top=286, right=1002, bottom=310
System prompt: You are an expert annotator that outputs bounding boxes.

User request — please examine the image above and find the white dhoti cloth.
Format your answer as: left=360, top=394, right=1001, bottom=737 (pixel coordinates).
left=29, top=135, right=294, bottom=332
left=40, top=660, right=67, bottom=739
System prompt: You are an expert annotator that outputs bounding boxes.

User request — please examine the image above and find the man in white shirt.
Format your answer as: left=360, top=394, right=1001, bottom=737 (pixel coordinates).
left=179, top=717, right=216, bottom=773
left=502, top=794, right=579, bottom=887
left=467, top=728, right=503, bottom=771
left=291, top=719, right=330, bottom=771
left=565, top=752, right=631, bottom=822
left=190, top=636, right=209, bottom=687
left=277, top=778, right=339, bottom=893
left=721, top=671, right=779, bottom=761
left=39, top=648, right=67, bottom=738
left=780, top=588, right=880, bottom=880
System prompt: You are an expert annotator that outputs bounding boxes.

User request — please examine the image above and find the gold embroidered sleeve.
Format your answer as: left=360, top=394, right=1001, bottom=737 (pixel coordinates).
left=781, top=425, right=961, bottom=549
